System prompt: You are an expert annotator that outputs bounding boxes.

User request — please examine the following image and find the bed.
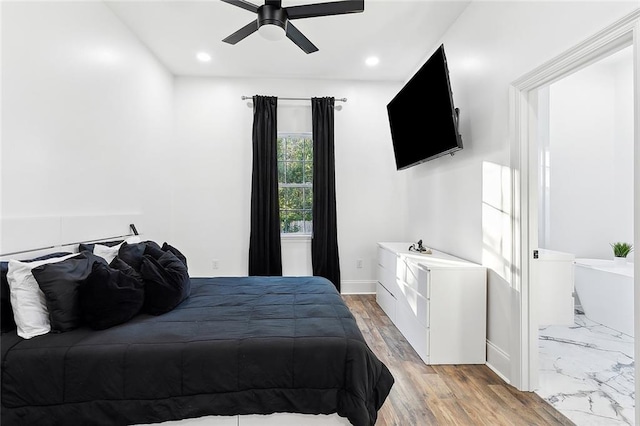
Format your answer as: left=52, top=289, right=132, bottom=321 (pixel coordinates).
left=1, top=274, right=394, bottom=425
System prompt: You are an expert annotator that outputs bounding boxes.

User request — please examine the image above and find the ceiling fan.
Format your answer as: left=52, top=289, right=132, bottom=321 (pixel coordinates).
left=221, top=0, right=365, bottom=54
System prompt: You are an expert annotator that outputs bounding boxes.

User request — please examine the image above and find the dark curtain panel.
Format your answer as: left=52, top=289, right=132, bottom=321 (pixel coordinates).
left=311, top=97, right=341, bottom=290
left=249, top=95, right=282, bottom=276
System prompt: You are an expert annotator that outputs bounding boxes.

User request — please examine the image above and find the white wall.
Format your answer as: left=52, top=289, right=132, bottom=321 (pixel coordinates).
left=1, top=2, right=174, bottom=246
left=171, top=77, right=407, bottom=289
left=544, top=48, right=634, bottom=260
left=402, top=1, right=639, bottom=381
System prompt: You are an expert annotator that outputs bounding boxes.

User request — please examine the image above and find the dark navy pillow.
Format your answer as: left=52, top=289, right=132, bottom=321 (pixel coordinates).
left=118, top=242, right=147, bottom=272
left=162, top=243, right=188, bottom=270
left=1, top=252, right=72, bottom=333
left=80, top=258, right=145, bottom=330
left=141, top=250, right=190, bottom=315
left=144, top=242, right=165, bottom=260
left=145, top=240, right=162, bottom=252
left=32, top=253, right=105, bottom=333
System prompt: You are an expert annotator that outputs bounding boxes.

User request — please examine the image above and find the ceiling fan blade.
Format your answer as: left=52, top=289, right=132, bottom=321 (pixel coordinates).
left=222, top=20, right=258, bottom=45
left=286, top=0, right=364, bottom=20
left=220, top=0, right=259, bottom=14
left=286, top=22, right=318, bottom=54
left=265, top=0, right=282, bottom=7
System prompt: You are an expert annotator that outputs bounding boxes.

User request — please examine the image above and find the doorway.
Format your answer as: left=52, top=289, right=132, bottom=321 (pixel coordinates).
left=534, top=45, right=635, bottom=425
left=507, top=8, right=639, bottom=416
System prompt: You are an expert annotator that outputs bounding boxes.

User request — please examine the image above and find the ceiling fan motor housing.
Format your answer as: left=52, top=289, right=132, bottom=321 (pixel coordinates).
left=258, top=4, right=288, bottom=32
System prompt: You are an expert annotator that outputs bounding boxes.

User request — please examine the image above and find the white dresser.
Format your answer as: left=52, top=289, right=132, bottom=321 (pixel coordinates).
left=376, top=242, right=487, bottom=365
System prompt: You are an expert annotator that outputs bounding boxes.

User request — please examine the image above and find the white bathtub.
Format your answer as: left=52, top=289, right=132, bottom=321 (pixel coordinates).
left=574, top=258, right=634, bottom=337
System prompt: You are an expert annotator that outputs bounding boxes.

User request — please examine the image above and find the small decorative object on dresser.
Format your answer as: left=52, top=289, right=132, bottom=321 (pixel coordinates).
left=376, top=242, right=487, bottom=365
left=408, top=239, right=432, bottom=254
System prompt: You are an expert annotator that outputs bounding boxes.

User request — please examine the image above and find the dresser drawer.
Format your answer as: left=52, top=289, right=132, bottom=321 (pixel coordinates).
left=377, top=261, right=393, bottom=286
left=376, top=282, right=396, bottom=323
left=405, top=261, right=430, bottom=298
left=395, top=287, right=429, bottom=363
left=397, top=280, right=429, bottom=328
left=378, top=247, right=403, bottom=280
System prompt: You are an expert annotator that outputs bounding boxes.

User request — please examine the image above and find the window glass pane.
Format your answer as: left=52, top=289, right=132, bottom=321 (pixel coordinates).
left=281, top=211, right=299, bottom=233
left=284, top=209, right=303, bottom=222
left=282, top=136, right=292, bottom=160
left=280, top=187, right=303, bottom=210
left=303, top=187, right=312, bottom=209
left=285, top=161, right=303, bottom=184
left=281, top=209, right=304, bottom=233
left=303, top=161, right=313, bottom=184
left=277, top=137, right=284, bottom=161
left=278, top=133, right=313, bottom=234
left=287, top=137, right=304, bottom=161
left=304, top=138, right=312, bottom=161
left=278, top=161, right=285, bottom=183
left=303, top=211, right=313, bottom=234
left=278, top=187, right=286, bottom=211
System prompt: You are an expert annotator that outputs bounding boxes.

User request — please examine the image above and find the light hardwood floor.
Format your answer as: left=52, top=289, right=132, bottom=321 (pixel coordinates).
left=343, top=295, right=574, bottom=426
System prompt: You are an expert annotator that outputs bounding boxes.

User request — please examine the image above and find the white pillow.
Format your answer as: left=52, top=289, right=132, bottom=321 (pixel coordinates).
left=125, top=235, right=142, bottom=244
left=93, top=243, right=123, bottom=264
left=92, top=236, right=142, bottom=264
left=7, top=253, right=79, bottom=339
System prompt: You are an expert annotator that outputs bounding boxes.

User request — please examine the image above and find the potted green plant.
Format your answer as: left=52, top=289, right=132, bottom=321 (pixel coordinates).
left=611, top=242, right=633, bottom=266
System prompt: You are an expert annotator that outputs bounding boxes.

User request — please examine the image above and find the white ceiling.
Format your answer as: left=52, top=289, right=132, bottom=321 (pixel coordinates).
left=106, top=0, right=471, bottom=82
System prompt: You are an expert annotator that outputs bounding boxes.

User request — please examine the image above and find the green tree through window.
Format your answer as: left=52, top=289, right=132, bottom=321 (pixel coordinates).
left=277, top=133, right=312, bottom=234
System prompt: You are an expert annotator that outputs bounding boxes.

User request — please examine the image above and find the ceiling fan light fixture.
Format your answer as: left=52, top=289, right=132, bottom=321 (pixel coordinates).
left=258, top=23, right=286, bottom=41
left=257, top=4, right=288, bottom=41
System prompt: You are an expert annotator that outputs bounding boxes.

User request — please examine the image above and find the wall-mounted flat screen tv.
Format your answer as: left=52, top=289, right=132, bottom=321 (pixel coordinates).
left=387, top=44, right=462, bottom=170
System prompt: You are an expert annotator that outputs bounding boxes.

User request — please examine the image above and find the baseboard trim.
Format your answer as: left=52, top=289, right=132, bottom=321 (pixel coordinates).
left=341, top=280, right=376, bottom=295
left=486, top=340, right=511, bottom=384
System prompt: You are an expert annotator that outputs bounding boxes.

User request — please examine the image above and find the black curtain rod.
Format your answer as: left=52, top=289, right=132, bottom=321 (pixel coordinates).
left=241, top=96, right=347, bottom=102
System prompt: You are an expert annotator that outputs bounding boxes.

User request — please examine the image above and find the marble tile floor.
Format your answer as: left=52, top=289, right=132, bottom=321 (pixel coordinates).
left=537, top=314, right=634, bottom=425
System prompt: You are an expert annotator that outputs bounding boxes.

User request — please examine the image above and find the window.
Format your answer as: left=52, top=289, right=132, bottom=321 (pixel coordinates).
left=277, top=133, right=312, bottom=234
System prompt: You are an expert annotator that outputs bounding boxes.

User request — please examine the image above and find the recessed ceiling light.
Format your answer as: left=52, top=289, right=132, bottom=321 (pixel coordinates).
left=365, top=56, right=379, bottom=67
left=196, top=52, right=212, bottom=62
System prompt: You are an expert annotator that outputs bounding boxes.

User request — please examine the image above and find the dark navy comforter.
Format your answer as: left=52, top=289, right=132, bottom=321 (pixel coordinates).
left=1, top=276, right=393, bottom=425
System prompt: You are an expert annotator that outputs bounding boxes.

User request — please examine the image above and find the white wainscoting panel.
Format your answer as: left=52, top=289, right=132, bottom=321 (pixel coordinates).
left=1, top=216, right=61, bottom=255
left=0, top=214, right=143, bottom=257
left=59, top=214, right=143, bottom=245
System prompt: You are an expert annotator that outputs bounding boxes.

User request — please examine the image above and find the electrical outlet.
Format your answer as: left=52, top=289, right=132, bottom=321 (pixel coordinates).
left=356, top=259, right=363, bottom=269
left=212, top=259, right=219, bottom=270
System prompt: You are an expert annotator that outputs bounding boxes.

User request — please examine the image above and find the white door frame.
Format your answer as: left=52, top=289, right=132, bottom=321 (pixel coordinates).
left=508, top=9, right=640, bottom=393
